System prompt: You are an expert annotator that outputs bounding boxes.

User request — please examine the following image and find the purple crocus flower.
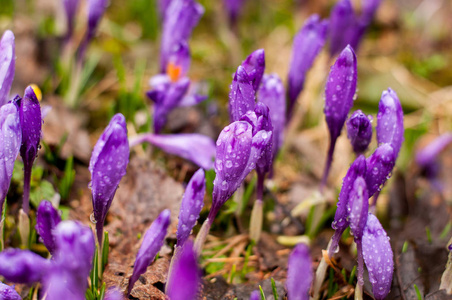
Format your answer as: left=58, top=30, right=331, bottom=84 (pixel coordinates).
left=362, top=213, right=393, bottom=300
left=328, top=0, right=357, bottom=57
left=0, top=282, right=21, bottom=300
left=365, top=143, right=395, bottom=198
left=346, top=110, right=373, bottom=154
left=129, top=133, right=216, bottom=170
left=241, top=49, right=265, bottom=92
left=0, top=30, right=15, bottom=107
left=18, top=86, right=42, bottom=214
left=376, top=88, right=404, bottom=159
left=44, top=270, right=84, bottom=300
left=229, top=66, right=256, bottom=122
left=346, top=176, right=369, bottom=288
left=0, top=249, right=50, bottom=284
left=258, top=74, right=286, bottom=167
left=286, top=243, right=313, bottom=300
left=249, top=290, right=260, bottom=300
left=329, top=155, right=366, bottom=256
left=287, top=14, right=328, bottom=121
left=157, top=0, right=171, bottom=20
left=166, top=240, right=200, bottom=300
left=0, top=102, right=21, bottom=213
left=177, top=169, right=206, bottom=247
left=104, top=288, right=123, bottom=300
left=223, top=0, right=245, bottom=26
left=128, top=209, right=171, bottom=295
left=321, top=45, right=357, bottom=188
left=62, top=0, right=80, bottom=42
left=160, top=0, right=204, bottom=73
left=89, top=113, right=129, bottom=245
left=35, top=200, right=62, bottom=255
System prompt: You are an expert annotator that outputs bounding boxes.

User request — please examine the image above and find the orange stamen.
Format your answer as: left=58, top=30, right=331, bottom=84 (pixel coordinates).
left=166, top=62, right=182, bottom=82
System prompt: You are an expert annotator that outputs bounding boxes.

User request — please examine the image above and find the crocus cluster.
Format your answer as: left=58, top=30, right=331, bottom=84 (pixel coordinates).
left=89, top=113, right=130, bottom=245
left=148, top=0, right=205, bottom=133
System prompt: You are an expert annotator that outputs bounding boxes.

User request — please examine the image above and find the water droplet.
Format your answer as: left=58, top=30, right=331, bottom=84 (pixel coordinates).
left=90, top=213, right=97, bottom=224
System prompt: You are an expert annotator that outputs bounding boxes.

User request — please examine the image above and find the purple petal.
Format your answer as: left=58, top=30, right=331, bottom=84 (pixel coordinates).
left=223, top=0, right=245, bottom=25
left=89, top=113, right=129, bottom=243
left=249, top=290, right=260, bottom=300
left=178, top=93, right=208, bottom=107
left=286, top=243, right=312, bottom=300
left=19, top=86, right=41, bottom=168
left=53, top=221, right=95, bottom=291
left=35, top=200, right=61, bottom=255
left=228, top=66, right=255, bottom=122
left=0, top=30, right=15, bottom=107
left=416, top=133, right=452, bottom=181
left=0, top=102, right=21, bottom=211
left=158, top=0, right=171, bottom=20
left=44, top=268, right=85, bottom=300
left=166, top=240, right=200, bottom=300
left=0, top=282, right=21, bottom=300
left=258, top=74, right=286, bottom=161
left=128, top=209, right=171, bottom=295
left=104, top=288, right=124, bottom=300
left=0, top=249, right=50, bottom=284
left=177, top=168, right=206, bottom=247
left=328, top=0, right=357, bottom=56
left=160, top=0, right=204, bottom=73
left=376, top=88, right=404, bottom=159
left=324, top=45, right=357, bottom=142
left=330, top=155, right=366, bottom=256
left=361, top=0, right=383, bottom=25
left=166, top=41, right=191, bottom=79
left=241, top=49, right=265, bottom=91
left=362, top=214, right=393, bottom=300
left=130, top=133, right=216, bottom=170
left=365, top=143, right=395, bottom=197
left=87, top=0, right=108, bottom=41
left=346, top=110, right=373, bottom=154
left=287, top=14, right=328, bottom=115
left=62, top=0, right=80, bottom=40
left=346, top=176, right=368, bottom=240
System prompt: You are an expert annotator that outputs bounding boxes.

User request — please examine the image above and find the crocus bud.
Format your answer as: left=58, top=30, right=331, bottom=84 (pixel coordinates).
left=241, top=49, right=265, bottom=92
left=328, top=0, right=357, bottom=57
left=78, top=0, right=108, bottom=62
left=223, top=0, right=245, bottom=25
left=35, top=200, right=61, bottom=255
left=160, top=0, right=204, bottom=73
left=0, top=282, right=21, bottom=300
left=346, top=110, right=372, bottom=154
left=0, top=102, right=21, bottom=212
left=128, top=209, right=171, bottom=295
left=365, top=143, right=395, bottom=198
left=322, top=45, right=357, bottom=188
left=166, top=240, right=200, bottom=300
left=53, top=221, right=95, bottom=289
left=18, top=86, right=42, bottom=214
left=177, top=169, right=206, bottom=247
left=258, top=74, right=286, bottom=166
left=228, top=66, right=255, bottom=122
left=0, top=249, right=50, bottom=284
left=129, top=133, right=216, bottom=170
left=416, top=133, right=452, bottom=184
left=329, top=155, right=366, bottom=257
left=376, top=88, right=404, bottom=159
left=62, top=0, right=80, bottom=41
left=89, top=113, right=129, bottom=245
left=362, top=213, right=393, bottom=300
left=0, top=30, right=15, bottom=107
left=286, top=243, right=313, bottom=300
left=287, top=14, right=328, bottom=119
left=249, top=290, right=260, bottom=300
left=361, top=0, right=383, bottom=25
left=210, top=120, right=272, bottom=218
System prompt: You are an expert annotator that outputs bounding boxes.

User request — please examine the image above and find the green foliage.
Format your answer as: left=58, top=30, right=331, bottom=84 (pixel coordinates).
left=271, top=278, right=279, bottom=299
left=259, top=285, right=266, bottom=300
left=414, top=284, right=423, bottom=300
left=57, top=156, right=76, bottom=200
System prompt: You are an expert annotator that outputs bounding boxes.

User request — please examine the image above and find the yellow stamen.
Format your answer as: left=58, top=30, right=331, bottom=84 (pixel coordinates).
left=30, top=84, right=42, bottom=101
left=166, top=62, right=182, bottom=82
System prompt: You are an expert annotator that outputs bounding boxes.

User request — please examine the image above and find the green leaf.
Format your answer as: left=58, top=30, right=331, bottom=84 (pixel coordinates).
left=102, top=231, right=110, bottom=274
left=271, top=278, right=278, bottom=299
left=58, top=156, right=76, bottom=200
left=30, top=180, right=57, bottom=209
left=259, top=285, right=266, bottom=300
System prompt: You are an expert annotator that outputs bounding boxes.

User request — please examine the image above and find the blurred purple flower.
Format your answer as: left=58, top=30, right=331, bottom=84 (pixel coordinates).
left=0, top=249, right=50, bottom=284
left=286, top=243, right=312, bottom=300
left=157, top=0, right=171, bottom=20
left=241, top=49, right=265, bottom=92
left=35, top=200, right=61, bottom=255
left=89, top=113, right=129, bottom=245
left=322, top=45, right=357, bottom=188
left=287, top=14, right=328, bottom=120
left=329, top=155, right=366, bottom=256
left=365, top=143, right=395, bottom=198
left=44, top=270, right=84, bottom=300
left=104, top=288, right=124, bottom=300
left=0, top=102, right=21, bottom=214
left=0, top=282, right=21, bottom=300
left=128, top=209, right=171, bottom=295
left=362, top=213, right=393, bottom=300
left=376, top=88, right=404, bottom=159
left=18, top=86, right=42, bottom=214
left=160, top=0, right=204, bottom=73
left=129, top=133, right=215, bottom=170
left=0, top=30, right=15, bottom=107
left=249, top=290, right=260, bottom=300
left=347, top=110, right=373, bottom=154
left=361, top=0, right=383, bottom=26
left=258, top=74, right=286, bottom=170
left=62, top=0, right=80, bottom=41
left=78, top=0, right=108, bottom=62
left=223, top=0, right=245, bottom=25
left=177, top=168, right=206, bottom=247
left=229, top=66, right=256, bottom=122
left=166, top=240, right=200, bottom=300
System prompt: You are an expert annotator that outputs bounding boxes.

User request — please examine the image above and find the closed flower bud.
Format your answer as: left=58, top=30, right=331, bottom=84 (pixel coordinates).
left=287, top=243, right=313, bottom=300
left=62, top=0, right=80, bottom=41
left=0, top=30, right=15, bottom=107
left=241, top=49, right=265, bottom=92
left=346, top=110, right=372, bottom=154
left=416, top=133, right=452, bottom=184
left=365, top=143, right=395, bottom=198
left=0, top=282, right=21, bottom=300
left=228, top=65, right=256, bottom=122
left=35, top=200, right=61, bottom=255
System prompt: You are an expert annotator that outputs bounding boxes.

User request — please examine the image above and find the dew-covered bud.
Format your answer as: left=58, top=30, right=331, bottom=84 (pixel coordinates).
left=0, top=30, right=15, bottom=107
left=241, top=49, right=265, bottom=92
left=0, top=249, right=50, bottom=284
left=228, top=65, right=255, bottom=122
left=365, top=143, right=395, bottom=198
left=286, top=243, right=312, bottom=300
left=0, top=282, right=21, bottom=300
left=346, top=110, right=372, bottom=154
left=35, top=200, right=61, bottom=255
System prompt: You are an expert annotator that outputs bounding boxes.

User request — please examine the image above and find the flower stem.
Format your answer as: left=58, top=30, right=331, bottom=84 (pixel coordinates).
left=320, top=135, right=337, bottom=192
left=312, top=240, right=332, bottom=300
left=249, top=174, right=265, bottom=243
left=22, top=161, right=32, bottom=214
left=193, top=217, right=212, bottom=257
